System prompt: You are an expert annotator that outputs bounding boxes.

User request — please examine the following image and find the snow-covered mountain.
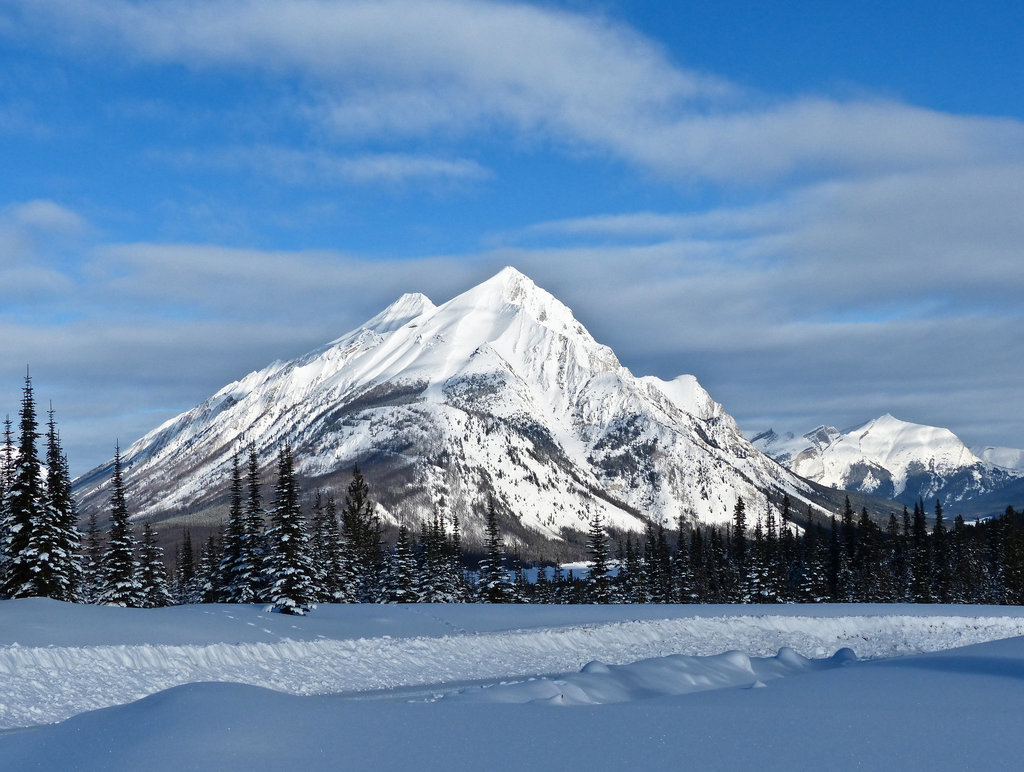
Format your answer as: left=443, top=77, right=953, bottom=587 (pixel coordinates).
left=752, top=415, right=1023, bottom=511
left=74, top=267, right=828, bottom=547
left=973, top=446, right=1024, bottom=473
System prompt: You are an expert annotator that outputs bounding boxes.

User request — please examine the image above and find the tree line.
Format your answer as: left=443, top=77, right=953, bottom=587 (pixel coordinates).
left=3, top=372, right=1024, bottom=611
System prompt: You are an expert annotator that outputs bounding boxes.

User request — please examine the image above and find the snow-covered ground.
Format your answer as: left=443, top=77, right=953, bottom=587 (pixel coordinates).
left=4, top=601, right=1024, bottom=770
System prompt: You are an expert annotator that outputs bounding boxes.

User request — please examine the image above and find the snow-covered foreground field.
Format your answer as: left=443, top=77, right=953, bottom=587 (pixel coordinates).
left=4, top=601, right=1024, bottom=770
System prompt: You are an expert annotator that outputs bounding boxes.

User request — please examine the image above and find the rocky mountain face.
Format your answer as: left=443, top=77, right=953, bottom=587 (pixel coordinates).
left=74, top=268, right=846, bottom=550
left=752, top=415, right=1024, bottom=514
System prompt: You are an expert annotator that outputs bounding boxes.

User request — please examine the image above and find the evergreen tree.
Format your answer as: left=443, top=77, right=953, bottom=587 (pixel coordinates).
left=215, top=452, right=248, bottom=603
left=910, top=500, right=932, bottom=602
left=174, top=529, right=197, bottom=604
left=265, top=444, right=315, bottom=614
left=384, top=525, right=418, bottom=603
left=340, top=466, right=383, bottom=602
left=306, top=490, right=333, bottom=603
left=138, top=522, right=174, bottom=608
left=617, top=534, right=645, bottom=603
left=672, top=517, right=696, bottom=603
left=81, top=509, right=104, bottom=603
left=195, top=531, right=221, bottom=603
left=477, top=499, right=511, bottom=602
left=931, top=499, right=952, bottom=603
left=0, top=415, right=12, bottom=589
left=19, top=405, right=82, bottom=600
left=322, top=492, right=349, bottom=602
left=584, top=510, right=613, bottom=603
left=240, top=447, right=268, bottom=603
left=96, top=444, right=143, bottom=606
left=0, top=372, right=45, bottom=598
left=731, top=497, right=747, bottom=577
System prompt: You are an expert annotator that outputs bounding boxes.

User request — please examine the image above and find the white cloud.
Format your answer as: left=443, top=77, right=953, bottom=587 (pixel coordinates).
left=12, top=0, right=1022, bottom=183
left=162, top=146, right=490, bottom=186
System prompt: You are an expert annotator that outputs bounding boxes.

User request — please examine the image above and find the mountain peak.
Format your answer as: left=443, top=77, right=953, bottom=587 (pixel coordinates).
left=465, top=266, right=544, bottom=306
left=362, top=292, right=436, bottom=335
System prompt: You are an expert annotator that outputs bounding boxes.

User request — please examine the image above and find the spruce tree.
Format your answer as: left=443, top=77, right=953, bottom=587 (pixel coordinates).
left=215, top=452, right=248, bottom=603
left=729, top=498, right=749, bottom=602
left=340, top=466, right=382, bottom=602
left=911, top=500, right=932, bottom=602
left=175, top=528, right=197, bottom=604
left=931, top=499, right=952, bottom=603
left=265, top=444, right=315, bottom=614
left=0, top=372, right=45, bottom=598
left=240, top=447, right=268, bottom=603
left=138, top=522, right=174, bottom=608
left=306, top=490, right=334, bottom=603
left=81, top=509, right=104, bottom=603
left=0, top=415, right=12, bottom=591
left=96, top=444, right=143, bottom=606
left=322, top=492, right=348, bottom=602
left=24, top=407, right=82, bottom=600
left=585, top=510, right=612, bottom=603
left=477, top=499, right=510, bottom=602
left=384, top=524, right=418, bottom=603
left=672, top=517, right=696, bottom=603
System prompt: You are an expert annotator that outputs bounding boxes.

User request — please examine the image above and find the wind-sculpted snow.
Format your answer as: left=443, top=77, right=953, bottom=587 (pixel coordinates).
left=5, top=603, right=1024, bottom=729
left=445, top=647, right=858, bottom=705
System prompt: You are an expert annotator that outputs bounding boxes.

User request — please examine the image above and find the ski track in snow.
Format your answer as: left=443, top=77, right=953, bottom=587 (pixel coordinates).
left=4, top=613, right=1024, bottom=729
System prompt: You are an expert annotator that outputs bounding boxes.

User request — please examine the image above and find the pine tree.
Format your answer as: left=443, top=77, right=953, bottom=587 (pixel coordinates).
left=174, top=529, right=197, bottom=604
left=0, top=372, right=46, bottom=598
left=0, top=415, right=13, bottom=591
left=306, top=490, right=332, bottom=603
left=43, top=409, right=83, bottom=601
left=19, top=405, right=82, bottom=600
left=729, top=498, right=749, bottom=602
left=931, top=499, right=952, bottom=603
left=240, top=447, right=268, bottom=603
left=138, top=522, right=174, bottom=608
left=195, top=532, right=221, bottom=603
left=322, top=492, right=348, bottom=602
left=265, top=444, right=315, bottom=614
left=215, top=452, right=248, bottom=603
left=672, top=517, right=696, bottom=603
left=340, top=466, right=383, bottom=602
left=96, top=444, right=143, bottom=607
left=477, top=499, right=511, bottom=602
left=585, top=510, right=612, bottom=603
left=384, top=525, right=418, bottom=603
left=81, top=509, right=104, bottom=603
left=911, top=500, right=932, bottom=602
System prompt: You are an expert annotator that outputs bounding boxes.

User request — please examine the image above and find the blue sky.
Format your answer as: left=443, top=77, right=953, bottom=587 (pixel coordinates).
left=1, top=0, right=1023, bottom=477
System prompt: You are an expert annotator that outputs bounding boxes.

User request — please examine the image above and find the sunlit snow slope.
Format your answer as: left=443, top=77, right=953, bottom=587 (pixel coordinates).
left=75, top=267, right=821, bottom=543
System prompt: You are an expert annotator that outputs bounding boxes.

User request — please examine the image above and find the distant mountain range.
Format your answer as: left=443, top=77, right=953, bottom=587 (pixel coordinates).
left=751, top=415, right=1024, bottom=514
left=73, top=268, right=858, bottom=550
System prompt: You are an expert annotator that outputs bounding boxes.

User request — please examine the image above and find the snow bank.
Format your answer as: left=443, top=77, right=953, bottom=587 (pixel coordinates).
left=7, top=636, right=1024, bottom=771
left=4, top=601, right=1024, bottom=729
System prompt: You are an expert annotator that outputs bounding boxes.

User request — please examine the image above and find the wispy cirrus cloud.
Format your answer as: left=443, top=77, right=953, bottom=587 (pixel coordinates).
left=158, top=146, right=490, bottom=186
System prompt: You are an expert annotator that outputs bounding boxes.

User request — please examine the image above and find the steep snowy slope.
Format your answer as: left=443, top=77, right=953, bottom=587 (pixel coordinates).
left=74, top=268, right=825, bottom=547
left=753, top=415, right=1022, bottom=510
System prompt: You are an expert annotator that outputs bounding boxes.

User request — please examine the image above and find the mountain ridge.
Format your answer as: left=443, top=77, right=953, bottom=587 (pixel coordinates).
left=752, top=415, right=1023, bottom=512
